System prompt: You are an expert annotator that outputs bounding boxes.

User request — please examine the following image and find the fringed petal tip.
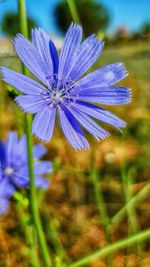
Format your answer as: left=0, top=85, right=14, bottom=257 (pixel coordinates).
left=15, top=97, right=26, bottom=113
left=13, top=33, right=24, bottom=44
left=96, top=131, right=110, bottom=142
left=113, top=123, right=125, bottom=132
left=123, top=87, right=132, bottom=105
left=87, top=34, right=105, bottom=48
left=32, top=130, right=50, bottom=143
left=129, top=88, right=132, bottom=101
left=15, top=95, right=46, bottom=114
left=71, top=138, right=90, bottom=151
left=0, top=66, right=4, bottom=74
left=120, top=87, right=132, bottom=105
left=74, top=143, right=90, bottom=152
left=101, top=132, right=110, bottom=140
left=65, top=22, right=83, bottom=40
left=0, top=67, right=7, bottom=80
left=120, top=121, right=127, bottom=129
left=32, top=27, right=45, bottom=33
left=0, top=73, right=4, bottom=82
left=116, top=62, right=129, bottom=79
left=15, top=98, right=36, bottom=115
left=70, top=22, right=82, bottom=29
left=15, top=97, right=34, bottom=115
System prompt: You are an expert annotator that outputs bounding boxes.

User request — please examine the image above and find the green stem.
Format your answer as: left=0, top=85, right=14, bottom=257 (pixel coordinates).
left=25, top=115, right=52, bottom=267
left=90, top=153, right=112, bottom=267
left=107, top=182, right=150, bottom=233
left=125, top=169, right=143, bottom=267
left=18, top=1, right=52, bottom=266
left=66, top=0, right=82, bottom=25
left=17, top=201, right=39, bottom=267
left=48, top=218, right=69, bottom=262
left=91, top=168, right=110, bottom=227
left=121, top=166, right=132, bottom=267
left=68, top=228, right=150, bottom=267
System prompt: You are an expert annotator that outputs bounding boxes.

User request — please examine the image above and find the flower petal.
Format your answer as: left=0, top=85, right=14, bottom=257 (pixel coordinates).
left=6, top=132, right=27, bottom=165
left=78, top=63, right=128, bottom=88
left=13, top=168, right=48, bottom=189
left=33, top=144, right=47, bottom=159
left=0, top=177, right=15, bottom=198
left=0, top=141, right=6, bottom=165
left=34, top=161, right=52, bottom=175
left=49, top=40, right=59, bottom=75
left=68, top=35, right=104, bottom=81
left=1, top=67, right=46, bottom=95
left=32, top=107, right=56, bottom=141
left=78, top=86, right=132, bottom=105
left=13, top=164, right=49, bottom=189
left=0, top=198, right=10, bottom=214
left=0, top=166, right=2, bottom=180
left=15, top=95, right=45, bottom=114
left=58, top=106, right=89, bottom=150
left=12, top=168, right=29, bottom=187
left=34, top=176, right=49, bottom=189
left=6, top=132, right=18, bottom=165
left=14, top=34, right=48, bottom=84
left=69, top=106, right=109, bottom=140
left=31, top=28, right=53, bottom=76
left=58, top=23, right=82, bottom=83
left=74, top=101, right=126, bottom=129
left=13, top=135, right=28, bottom=164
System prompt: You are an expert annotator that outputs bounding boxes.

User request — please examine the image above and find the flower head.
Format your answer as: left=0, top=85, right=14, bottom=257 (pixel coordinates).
left=0, top=132, right=52, bottom=214
left=1, top=24, right=131, bottom=150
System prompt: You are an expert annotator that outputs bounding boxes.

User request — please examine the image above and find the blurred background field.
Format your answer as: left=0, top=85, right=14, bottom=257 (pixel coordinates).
left=0, top=0, right=150, bottom=266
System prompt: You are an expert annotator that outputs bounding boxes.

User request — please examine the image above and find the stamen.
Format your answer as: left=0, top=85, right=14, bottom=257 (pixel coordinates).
left=41, top=75, right=81, bottom=109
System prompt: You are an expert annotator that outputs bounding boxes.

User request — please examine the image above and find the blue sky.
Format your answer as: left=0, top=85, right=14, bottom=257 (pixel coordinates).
left=0, top=0, right=150, bottom=37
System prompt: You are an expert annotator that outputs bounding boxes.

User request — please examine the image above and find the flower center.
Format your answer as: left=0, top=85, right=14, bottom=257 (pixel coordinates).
left=4, top=167, right=14, bottom=176
left=0, top=163, right=19, bottom=187
left=51, top=90, right=63, bottom=104
left=41, top=75, right=79, bottom=109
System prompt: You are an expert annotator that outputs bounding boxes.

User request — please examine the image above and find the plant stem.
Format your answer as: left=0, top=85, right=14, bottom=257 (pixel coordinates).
left=25, top=115, right=52, bottom=267
left=17, top=201, right=39, bottom=267
left=68, top=228, right=150, bottom=267
left=107, top=182, right=150, bottom=233
left=91, top=167, right=112, bottom=266
left=48, top=217, right=69, bottom=262
left=90, top=153, right=112, bottom=266
left=66, top=0, right=82, bottom=25
left=91, top=167, right=110, bottom=227
left=121, top=167, right=143, bottom=266
left=126, top=169, right=143, bottom=267
left=18, top=0, right=52, bottom=266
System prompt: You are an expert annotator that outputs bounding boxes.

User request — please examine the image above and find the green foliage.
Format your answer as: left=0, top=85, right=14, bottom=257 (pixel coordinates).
left=54, top=0, right=110, bottom=36
left=1, top=12, right=37, bottom=37
left=141, top=22, right=150, bottom=34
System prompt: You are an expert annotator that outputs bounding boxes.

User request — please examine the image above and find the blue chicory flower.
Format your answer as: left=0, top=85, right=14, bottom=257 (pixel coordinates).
left=1, top=23, right=131, bottom=150
left=0, top=132, right=52, bottom=214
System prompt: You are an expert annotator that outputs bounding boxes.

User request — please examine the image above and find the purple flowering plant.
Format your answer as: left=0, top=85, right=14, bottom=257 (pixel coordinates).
left=0, top=131, right=52, bottom=214
left=0, top=17, right=135, bottom=266
left=1, top=23, right=131, bottom=150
